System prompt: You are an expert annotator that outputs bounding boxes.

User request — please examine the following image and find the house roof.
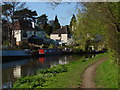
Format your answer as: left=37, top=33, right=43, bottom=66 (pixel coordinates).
left=52, top=26, right=68, bottom=34
left=9, top=21, right=35, bottom=31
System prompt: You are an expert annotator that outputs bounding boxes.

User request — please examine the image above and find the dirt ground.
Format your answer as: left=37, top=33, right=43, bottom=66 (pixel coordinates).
left=81, top=56, right=108, bottom=88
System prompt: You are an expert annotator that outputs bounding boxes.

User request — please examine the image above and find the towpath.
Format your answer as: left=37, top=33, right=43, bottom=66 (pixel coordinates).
left=81, top=56, right=108, bottom=88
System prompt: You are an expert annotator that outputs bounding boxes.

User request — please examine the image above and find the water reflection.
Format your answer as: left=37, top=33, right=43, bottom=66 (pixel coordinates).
left=13, top=65, right=21, bottom=78
left=2, top=54, right=95, bottom=88
left=84, top=54, right=96, bottom=58
left=2, top=54, right=83, bottom=88
left=39, top=57, right=45, bottom=64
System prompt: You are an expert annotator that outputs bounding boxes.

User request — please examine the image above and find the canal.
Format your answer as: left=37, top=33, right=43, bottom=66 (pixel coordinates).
left=2, top=54, right=94, bottom=88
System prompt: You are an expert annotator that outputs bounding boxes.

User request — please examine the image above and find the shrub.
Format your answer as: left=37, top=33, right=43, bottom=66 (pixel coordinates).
left=48, top=64, right=67, bottom=73
left=19, top=41, right=30, bottom=49
left=37, top=69, right=48, bottom=74
left=37, top=64, right=67, bottom=74
left=13, top=75, right=46, bottom=88
left=14, top=64, right=68, bottom=88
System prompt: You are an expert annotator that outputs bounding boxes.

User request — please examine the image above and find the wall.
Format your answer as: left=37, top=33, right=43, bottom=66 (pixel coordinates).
left=50, top=34, right=61, bottom=40
left=50, top=34, right=68, bottom=44
left=61, top=34, right=67, bottom=43
left=14, top=30, right=22, bottom=42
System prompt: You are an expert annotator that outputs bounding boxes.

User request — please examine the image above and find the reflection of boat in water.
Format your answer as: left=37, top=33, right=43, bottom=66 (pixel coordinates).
left=39, top=57, right=45, bottom=64
left=38, top=49, right=63, bottom=55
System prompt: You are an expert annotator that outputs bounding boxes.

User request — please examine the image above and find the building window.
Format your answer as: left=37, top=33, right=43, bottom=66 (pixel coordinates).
left=58, top=34, right=61, bottom=37
left=23, top=31, right=27, bottom=37
left=34, top=31, right=36, bottom=35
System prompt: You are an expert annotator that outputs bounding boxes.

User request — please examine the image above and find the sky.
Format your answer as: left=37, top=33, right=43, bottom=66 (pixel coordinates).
left=26, top=2, right=82, bottom=26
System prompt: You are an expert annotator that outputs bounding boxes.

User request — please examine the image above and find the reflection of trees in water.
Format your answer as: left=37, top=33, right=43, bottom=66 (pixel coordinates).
left=84, top=54, right=96, bottom=58
left=21, top=58, right=49, bottom=76
left=2, top=67, right=18, bottom=88
left=2, top=54, right=84, bottom=88
left=64, top=54, right=84, bottom=62
left=47, top=55, right=83, bottom=67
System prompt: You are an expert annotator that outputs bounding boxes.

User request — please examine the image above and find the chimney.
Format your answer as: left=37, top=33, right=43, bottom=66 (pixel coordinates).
left=32, top=21, right=35, bottom=28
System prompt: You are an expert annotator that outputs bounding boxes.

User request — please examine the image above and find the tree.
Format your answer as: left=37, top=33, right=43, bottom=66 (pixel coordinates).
left=36, top=14, right=53, bottom=35
left=86, top=2, right=119, bottom=62
left=2, top=20, right=10, bottom=45
left=44, top=24, right=53, bottom=35
left=53, top=15, right=60, bottom=31
left=36, top=14, right=48, bottom=30
left=74, top=2, right=120, bottom=62
left=69, top=14, right=77, bottom=33
left=74, top=9, right=107, bottom=51
left=48, top=20, right=54, bottom=27
left=2, top=2, right=37, bottom=46
left=2, top=2, right=27, bottom=46
left=14, top=8, right=37, bottom=21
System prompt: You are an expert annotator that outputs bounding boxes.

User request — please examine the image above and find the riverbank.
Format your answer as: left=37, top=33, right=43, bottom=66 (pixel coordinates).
left=13, top=53, right=108, bottom=88
left=95, top=58, right=118, bottom=88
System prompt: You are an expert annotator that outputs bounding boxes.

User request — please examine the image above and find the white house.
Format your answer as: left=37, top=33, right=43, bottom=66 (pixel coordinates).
left=13, top=21, right=46, bottom=45
left=50, top=26, right=68, bottom=45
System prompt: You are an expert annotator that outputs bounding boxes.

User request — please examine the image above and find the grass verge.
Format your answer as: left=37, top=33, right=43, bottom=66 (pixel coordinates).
left=95, top=58, right=118, bottom=88
left=13, top=53, right=108, bottom=88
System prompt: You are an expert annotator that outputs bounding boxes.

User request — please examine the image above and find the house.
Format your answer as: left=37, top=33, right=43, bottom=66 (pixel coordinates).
left=50, top=26, right=74, bottom=45
left=50, top=26, right=69, bottom=45
left=11, top=21, right=46, bottom=45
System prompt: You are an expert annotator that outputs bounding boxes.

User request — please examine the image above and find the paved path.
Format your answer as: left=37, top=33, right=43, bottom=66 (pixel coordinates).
left=81, top=56, right=108, bottom=88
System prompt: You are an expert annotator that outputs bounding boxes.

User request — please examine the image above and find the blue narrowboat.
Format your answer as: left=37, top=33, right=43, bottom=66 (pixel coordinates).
left=2, top=50, right=32, bottom=61
left=38, top=49, right=63, bottom=55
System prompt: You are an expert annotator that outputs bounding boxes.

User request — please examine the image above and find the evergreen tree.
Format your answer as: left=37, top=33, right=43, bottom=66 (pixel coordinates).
left=69, top=14, right=76, bottom=36
left=14, top=8, right=37, bottom=21
left=70, top=14, right=76, bottom=30
left=53, top=15, right=60, bottom=31
left=36, top=14, right=53, bottom=35
left=36, top=14, right=48, bottom=30
left=44, top=24, right=53, bottom=35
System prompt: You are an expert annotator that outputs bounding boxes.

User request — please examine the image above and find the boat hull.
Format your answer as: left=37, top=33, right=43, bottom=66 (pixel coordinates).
left=38, top=49, right=63, bottom=56
left=2, top=50, right=32, bottom=62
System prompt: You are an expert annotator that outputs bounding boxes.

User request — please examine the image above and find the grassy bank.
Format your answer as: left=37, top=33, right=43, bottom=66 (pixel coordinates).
left=13, top=53, right=108, bottom=88
left=95, top=58, right=118, bottom=88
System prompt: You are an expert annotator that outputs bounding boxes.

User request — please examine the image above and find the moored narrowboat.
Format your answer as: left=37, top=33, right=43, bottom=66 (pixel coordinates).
left=2, top=50, right=32, bottom=62
left=38, top=48, right=63, bottom=55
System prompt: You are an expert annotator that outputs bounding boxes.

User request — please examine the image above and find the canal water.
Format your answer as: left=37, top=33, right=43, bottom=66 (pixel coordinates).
left=2, top=54, right=95, bottom=88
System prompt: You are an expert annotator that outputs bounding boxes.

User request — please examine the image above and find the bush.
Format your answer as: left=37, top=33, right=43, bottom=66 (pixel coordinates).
left=37, top=69, right=48, bottom=74
left=48, top=64, right=67, bottom=73
left=2, top=40, right=9, bottom=46
left=49, top=44, right=54, bottom=49
left=14, top=64, right=68, bottom=88
left=13, top=75, right=46, bottom=88
left=42, top=45, right=49, bottom=48
left=19, top=41, right=30, bottom=49
left=37, top=64, right=67, bottom=74
left=73, top=48, right=83, bottom=53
